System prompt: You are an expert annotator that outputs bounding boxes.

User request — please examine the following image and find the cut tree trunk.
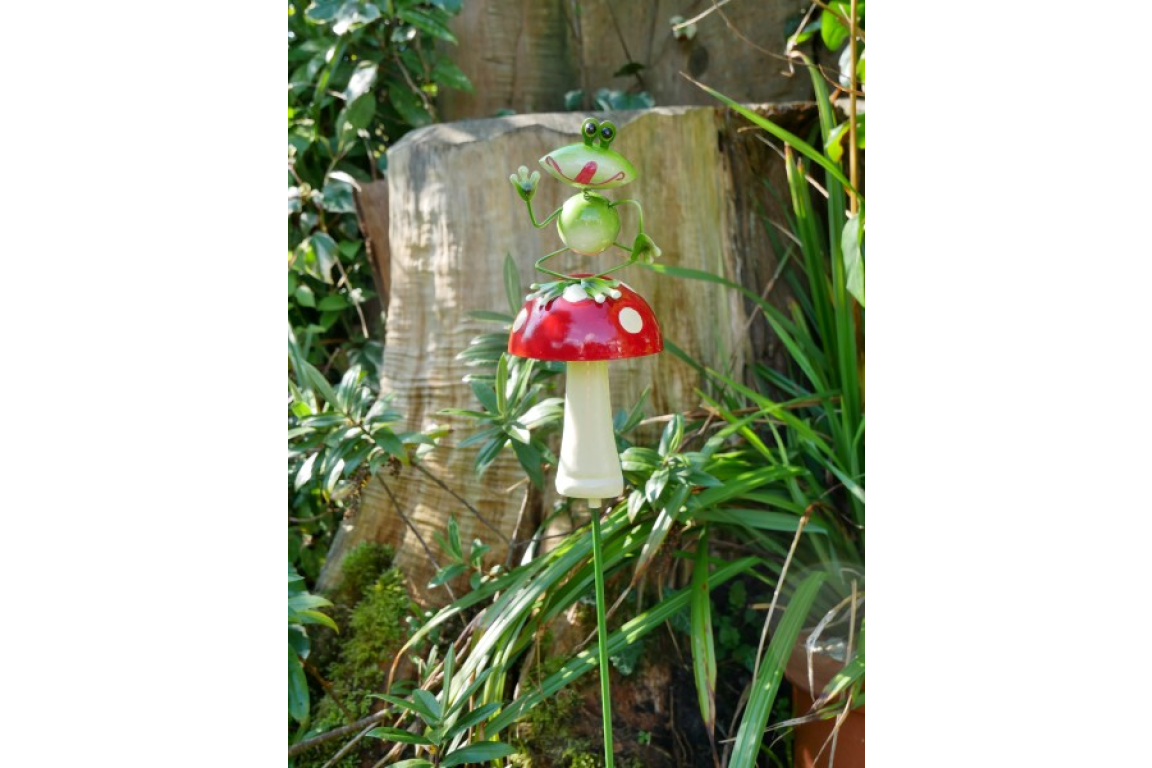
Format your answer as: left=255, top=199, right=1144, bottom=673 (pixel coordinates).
left=437, top=0, right=819, bottom=122
left=324, top=105, right=816, bottom=604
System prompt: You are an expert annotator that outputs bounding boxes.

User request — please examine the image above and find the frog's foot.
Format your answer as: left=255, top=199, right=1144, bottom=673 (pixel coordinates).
left=509, top=165, right=540, bottom=202
left=527, top=275, right=622, bottom=305
left=631, top=233, right=662, bottom=264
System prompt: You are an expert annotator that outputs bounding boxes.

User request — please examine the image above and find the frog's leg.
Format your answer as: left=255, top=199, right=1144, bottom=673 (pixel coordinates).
left=535, top=246, right=574, bottom=280
left=595, top=243, right=640, bottom=277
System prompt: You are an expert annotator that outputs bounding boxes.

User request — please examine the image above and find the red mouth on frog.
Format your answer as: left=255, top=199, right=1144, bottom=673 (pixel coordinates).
left=545, top=156, right=626, bottom=186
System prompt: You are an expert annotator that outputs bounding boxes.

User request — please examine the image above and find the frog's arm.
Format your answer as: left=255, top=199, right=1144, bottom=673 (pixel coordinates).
left=510, top=166, right=561, bottom=230
left=526, top=201, right=563, bottom=230
left=608, top=198, right=661, bottom=266
left=609, top=199, right=646, bottom=234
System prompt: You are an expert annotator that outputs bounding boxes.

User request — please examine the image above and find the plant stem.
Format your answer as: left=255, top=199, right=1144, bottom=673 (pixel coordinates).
left=588, top=498, right=615, bottom=768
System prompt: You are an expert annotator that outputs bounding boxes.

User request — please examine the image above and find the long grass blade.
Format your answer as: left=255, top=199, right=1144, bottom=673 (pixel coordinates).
left=730, top=571, right=827, bottom=766
left=690, top=529, right=718, bottom=745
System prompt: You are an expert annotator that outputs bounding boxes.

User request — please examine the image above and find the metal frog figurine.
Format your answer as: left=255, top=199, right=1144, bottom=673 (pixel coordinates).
left=509, top=117, right=661, bottom=303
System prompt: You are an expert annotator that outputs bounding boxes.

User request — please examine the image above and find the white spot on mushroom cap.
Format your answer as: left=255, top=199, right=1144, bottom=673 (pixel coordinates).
left=563, top=284, right=590, bottom=303
left=512, top=307, right=528, bottom=332
left=619, top=307, right=643, bottom=334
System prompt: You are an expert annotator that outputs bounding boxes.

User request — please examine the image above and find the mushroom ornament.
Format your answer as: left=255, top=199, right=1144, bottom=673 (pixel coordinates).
left=507, top=118, right=663, bottom=768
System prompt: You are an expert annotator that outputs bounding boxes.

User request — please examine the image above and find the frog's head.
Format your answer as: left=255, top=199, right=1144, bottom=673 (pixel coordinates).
left=539, top=118, right=637, bottom=190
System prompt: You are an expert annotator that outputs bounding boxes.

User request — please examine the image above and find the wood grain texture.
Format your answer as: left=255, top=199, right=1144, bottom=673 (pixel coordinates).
left=439, top=0, right=820, bottom=121
left=438, top=0, right=580, bottom=122
left=322, top=106, right=814, bottom=604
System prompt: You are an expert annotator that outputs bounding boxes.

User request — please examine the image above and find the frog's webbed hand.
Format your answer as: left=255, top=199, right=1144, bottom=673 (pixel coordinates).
left=510, top=165, right=540, bottom=202
left=610, top=198, right=661, bottom=265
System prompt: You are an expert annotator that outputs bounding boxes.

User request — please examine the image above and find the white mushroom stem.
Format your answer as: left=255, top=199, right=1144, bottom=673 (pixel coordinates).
left=555, top=361, right=624, bottom=500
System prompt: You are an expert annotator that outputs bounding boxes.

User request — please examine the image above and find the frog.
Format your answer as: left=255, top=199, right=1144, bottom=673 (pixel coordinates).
left=509, top=117, right=661, bottom=304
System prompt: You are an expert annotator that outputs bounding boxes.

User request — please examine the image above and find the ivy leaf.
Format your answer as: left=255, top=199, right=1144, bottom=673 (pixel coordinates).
left=307, top=0, right=382, bottom=36
left=319, top=179, right=357, bottom=213
left=344, top=60, right=378, bottom=102
left=309, top=232, right=339, bottom=284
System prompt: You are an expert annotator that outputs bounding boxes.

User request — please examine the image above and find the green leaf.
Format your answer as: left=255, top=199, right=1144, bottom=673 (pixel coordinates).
left=288, top=647, right=309, bottom=722
left=467, top=310, right=513, bottom=324
left=730, top=572, right=827, bottom=765
left=398, top=7, right=458, bottom=43
left=448, top=702, right=501, bottom=736
left=658, top=413, right=684, bottom=457
left=620, top=446, right=660, bottom=472
left=387, top=760, right=434, bottom=768
left=340, top=92, right=376, bottom=134
left=448, top=516, right=464, bottom=560
left=388, top=82, right=432, bottom=128
left=429, top=563, right=466, bottom=587
left=307, top=233, right=339, bottom=285
left=615, top=386, right=650, bottom=433
left=445, top=668, right=495, bottom=717
left=344, top=60, right=378, bottom=102
left=414, top=689, right=443, bottom=724
left=691, top=81, right=858, bottom=199
left=824, top=114, right=864, bottom=164
left=365, top=726, right=434, bottom=746
left=295, top=609, right=339, bottom=632
left=294, top=284, right=316, bottom=308
left=319, top=179, right=357, bottom=213
left=440, top=742, right=518, bottom=767
left=841, top=212, right=864, bottom=306
left=645, top=466, right=671, bottom=505
left=317, top=294, right=350, bottom=311
left=288, top=624, right=310, bottom=657
left=470, top=381, right=500, bottom=415
left=633, top=485, right=688, bottom=582
left=306, top=0, right=382, bottom=35
left=510, top=439, right=544, bottom=489
left=432, top=58, right=474, bottom=93
left=504, top=253, right=522, bottom=315
left=820, top=1, right=862, bottom=50
left=495, top=354, right=509, bottom=415
left=690, top=530, right=717, bottom=742
left=371, top=693, right=440, bottom=724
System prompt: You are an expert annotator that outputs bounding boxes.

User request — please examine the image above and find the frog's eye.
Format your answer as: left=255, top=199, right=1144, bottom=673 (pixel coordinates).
left=599, top=121, right=616, bottom=147
left=582, top=118, right=599, bottom=146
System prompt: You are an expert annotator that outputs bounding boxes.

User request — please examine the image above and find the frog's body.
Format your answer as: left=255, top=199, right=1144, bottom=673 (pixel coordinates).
left=510, top=118, right=660, bottom=293
left=559, top=192, right=619, bottom=256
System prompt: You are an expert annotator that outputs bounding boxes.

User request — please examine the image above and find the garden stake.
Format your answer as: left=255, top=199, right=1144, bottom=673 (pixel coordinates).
left=508, top=117, right=664, bottom=768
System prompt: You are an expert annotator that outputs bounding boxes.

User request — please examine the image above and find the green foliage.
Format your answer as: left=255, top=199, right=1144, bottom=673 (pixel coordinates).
left=295, top=546, right=413, bottom=767
left=289, top=563, right=338, bottom=725
left=288, top=340, right=439, bottom=582
left=429, top=515, right=501, bottom=591
left=447, top=254, right=564, bottom=488
left=368, top=645, right=520, bottom=764
left=288, top=0, right=470, bottom=582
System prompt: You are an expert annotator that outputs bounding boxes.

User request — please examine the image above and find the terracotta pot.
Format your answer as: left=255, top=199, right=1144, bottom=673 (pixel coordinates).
left=784, top=636, right=864, bottom=768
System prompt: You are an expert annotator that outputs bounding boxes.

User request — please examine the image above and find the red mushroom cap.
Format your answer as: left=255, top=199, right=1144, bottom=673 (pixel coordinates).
left=508, top=277, right=663, bottom=362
